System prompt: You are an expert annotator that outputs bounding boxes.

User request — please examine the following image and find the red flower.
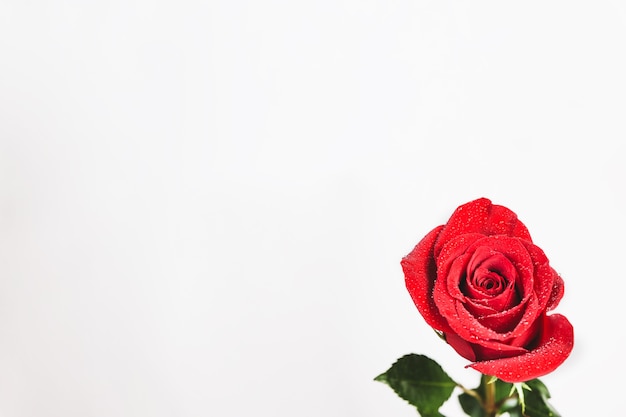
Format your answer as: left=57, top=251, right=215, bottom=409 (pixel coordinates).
left=401, top=198, right=574, bottom=383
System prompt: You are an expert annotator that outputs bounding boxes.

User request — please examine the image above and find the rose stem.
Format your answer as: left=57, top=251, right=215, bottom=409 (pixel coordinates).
left=482, top=374, right=497, bottom=417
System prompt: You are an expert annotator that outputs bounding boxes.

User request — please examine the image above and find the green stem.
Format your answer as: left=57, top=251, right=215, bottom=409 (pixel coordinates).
left=483, top=375, right=497, bottom=417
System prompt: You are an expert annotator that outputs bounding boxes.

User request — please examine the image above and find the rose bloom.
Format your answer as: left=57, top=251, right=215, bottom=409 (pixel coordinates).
left=401, top=198, right=574, bottom=383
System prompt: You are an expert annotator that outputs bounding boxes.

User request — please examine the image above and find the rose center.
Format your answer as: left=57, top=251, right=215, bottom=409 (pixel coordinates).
left=473, top=271, right=505, bottom=295
left=461, top=246, right=519, bottom=309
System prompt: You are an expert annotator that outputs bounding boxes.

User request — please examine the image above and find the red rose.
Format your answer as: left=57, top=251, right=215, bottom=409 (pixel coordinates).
left=401, top=198, right=574, bottom=383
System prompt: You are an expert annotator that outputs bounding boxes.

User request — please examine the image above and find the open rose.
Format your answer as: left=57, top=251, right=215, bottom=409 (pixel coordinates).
left=401, top=198, right=573, bottom=383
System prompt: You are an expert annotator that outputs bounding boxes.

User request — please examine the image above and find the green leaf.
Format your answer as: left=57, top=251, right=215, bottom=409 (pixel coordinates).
left=375, top=354, right=457, bottom=417
left=458, top=392, right=485, bottom=417
left=505, top=408, right=524, bottom=417
left=518, top=379, right=561, bottom=417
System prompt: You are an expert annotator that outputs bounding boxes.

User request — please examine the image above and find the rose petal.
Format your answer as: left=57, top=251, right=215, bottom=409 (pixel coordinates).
left=463, top=297, right=497, bottom=316
left=434, top=198, right=532, bottom=258
left=436, top=233, right=486, bottom=276
left=471, top=338, right=529, bottom=361
left=475, top=312, right=541, bottom=359
left=520, top=240, right=560, bottom=312
left=469, top=313, right=574, bottom=383
left=445, top=253, right=473, bottom=302
left=445, top=332, right=477, bottom=361
left=475, top=302, right=523, bottom=333
left=448, top=300, right=522, bottom=342
left=546, top=271, right=564, bottom=311
left=435, top=233, right=492, bottom=302
left=447, top=303, right=530, bottom=353
left=402, top=225, right=451, bottom=332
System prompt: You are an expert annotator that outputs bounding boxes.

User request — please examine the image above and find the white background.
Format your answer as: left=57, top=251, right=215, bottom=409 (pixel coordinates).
left=1, top=1, right=624, bottom=416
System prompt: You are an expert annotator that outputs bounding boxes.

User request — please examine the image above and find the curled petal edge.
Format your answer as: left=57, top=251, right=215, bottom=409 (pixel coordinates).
left=402, top=225, right=451, bottom=333
left=468, top=313, right=574, bottom=383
